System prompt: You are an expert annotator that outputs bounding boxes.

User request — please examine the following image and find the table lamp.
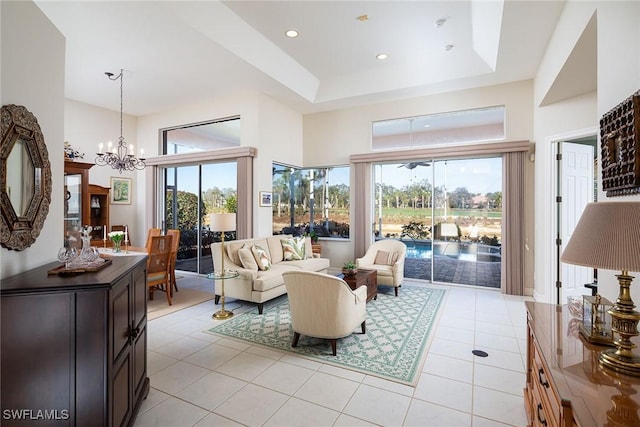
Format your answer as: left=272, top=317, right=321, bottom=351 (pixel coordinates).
left=561, top=201, right=640, bottom=376
left=210, top=213, right=237, bottom=320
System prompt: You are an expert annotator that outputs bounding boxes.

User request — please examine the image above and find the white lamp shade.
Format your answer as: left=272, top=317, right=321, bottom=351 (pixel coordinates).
left=210, top=213, right=236, bottom=232
left=561, top=202, right=640, bottom=272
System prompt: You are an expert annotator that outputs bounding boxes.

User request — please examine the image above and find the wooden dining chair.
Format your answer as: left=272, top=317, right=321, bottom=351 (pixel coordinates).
left=147, top=235, right=173, bottom=305
left=145, top=228, right=161, bottom=252
left=166, top=229, right=181, bottom=295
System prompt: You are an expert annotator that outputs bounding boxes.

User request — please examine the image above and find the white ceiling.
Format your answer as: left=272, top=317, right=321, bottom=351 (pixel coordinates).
left=34, top=0, right=568, bottom=117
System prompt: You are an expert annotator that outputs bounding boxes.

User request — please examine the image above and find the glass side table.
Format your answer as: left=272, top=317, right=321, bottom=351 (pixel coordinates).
left=207, top=270, right=239, bottom=319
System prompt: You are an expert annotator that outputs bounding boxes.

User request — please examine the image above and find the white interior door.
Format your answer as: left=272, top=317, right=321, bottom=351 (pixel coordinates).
left=560, top=142, right=594, bottom=302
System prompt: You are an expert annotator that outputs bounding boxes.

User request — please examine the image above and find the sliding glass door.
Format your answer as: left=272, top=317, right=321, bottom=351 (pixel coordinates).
left=163, top=161, right=237, bottom=275
left=375, top=157, right=502, bottom=288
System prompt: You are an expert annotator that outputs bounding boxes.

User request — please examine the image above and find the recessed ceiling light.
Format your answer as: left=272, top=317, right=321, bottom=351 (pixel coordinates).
left=357, top=14, right=369, bottom=22
left=285, top=30, right=299, bottom=38
left=424, top=124, right=431, bottom=128
left=376, top=53, right=388, bottom=60
left=444, top=44, right=454, bottom=51
left=435, top=18, right=447, bottom=28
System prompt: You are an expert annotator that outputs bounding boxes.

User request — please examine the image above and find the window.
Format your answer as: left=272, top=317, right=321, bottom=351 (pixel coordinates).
left=371, top=106, right=505, bottom=151
left=272, top=163, right=350, bottom=238
left=163, top=116, right=241, bottom=155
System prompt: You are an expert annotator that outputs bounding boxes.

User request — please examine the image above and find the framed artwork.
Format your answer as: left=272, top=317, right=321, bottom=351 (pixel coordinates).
left=600, top=89, right=640, bottom=196
left=110, top=177, right=132, bottom=205
left=259, top=191, right=272, bottom=207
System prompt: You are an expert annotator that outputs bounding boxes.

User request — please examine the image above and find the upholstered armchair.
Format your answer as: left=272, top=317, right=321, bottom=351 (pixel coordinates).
left=283, top=271, right=367, bottom=356
left=355, top=239, right=407, bottom=296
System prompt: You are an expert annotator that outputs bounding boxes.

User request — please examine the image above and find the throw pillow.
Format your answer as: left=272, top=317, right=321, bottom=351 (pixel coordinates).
left=238, top=246, right=259, bottom=271
left=281, top=237, right=306, bottom=261
left=251, top=244, right=272, bottom=271
left=374, top=250, right=399, bottom=265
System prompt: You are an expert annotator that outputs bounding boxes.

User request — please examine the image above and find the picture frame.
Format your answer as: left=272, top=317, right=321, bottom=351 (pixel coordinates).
left=110, top=177, right=132, bottom=205
left=259, top=191, right=272, bottom=207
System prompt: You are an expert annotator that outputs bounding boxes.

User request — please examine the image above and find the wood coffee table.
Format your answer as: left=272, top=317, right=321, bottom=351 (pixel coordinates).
left=342, top=269, right=377, bottom=302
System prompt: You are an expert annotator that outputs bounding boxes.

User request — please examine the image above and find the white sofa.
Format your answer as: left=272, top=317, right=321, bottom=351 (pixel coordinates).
left=211, top=235, right=330, bottom=314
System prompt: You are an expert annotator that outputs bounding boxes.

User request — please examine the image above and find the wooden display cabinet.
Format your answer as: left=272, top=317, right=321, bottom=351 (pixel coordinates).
left=88, top=184, right=110, bottom=246
left=64, top=161, right=92, bottom=246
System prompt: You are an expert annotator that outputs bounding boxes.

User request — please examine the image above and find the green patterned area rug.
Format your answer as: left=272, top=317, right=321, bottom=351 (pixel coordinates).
left=207, top=285, right=446, bottom=386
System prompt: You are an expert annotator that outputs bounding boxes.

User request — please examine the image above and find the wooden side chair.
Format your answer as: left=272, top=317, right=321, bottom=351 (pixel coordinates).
left=147, top=235, right=173, bottom=305
left=145, top=228, right=161, bottom=252
left=166, top=229, right=181, bottom=295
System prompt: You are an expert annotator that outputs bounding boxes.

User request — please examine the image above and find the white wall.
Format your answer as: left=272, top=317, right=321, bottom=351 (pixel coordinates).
left=0, top=0, right=65, bottom=279
left=594, top=0, right=640, bottom=303
left=533, top=0, right=640, bottom=304
left=64, top=99, right=140, bottom=241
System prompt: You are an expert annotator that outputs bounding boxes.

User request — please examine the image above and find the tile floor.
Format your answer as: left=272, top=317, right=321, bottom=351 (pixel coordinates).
left=135, top=275, right=533, bottom=427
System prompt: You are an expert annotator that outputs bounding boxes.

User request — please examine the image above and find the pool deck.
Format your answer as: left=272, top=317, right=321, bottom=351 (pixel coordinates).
left=404, top=256, right=501, bottom=288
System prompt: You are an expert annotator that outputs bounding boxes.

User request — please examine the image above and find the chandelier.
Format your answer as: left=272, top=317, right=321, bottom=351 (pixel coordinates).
left=95, top=69, right=145, bottom=173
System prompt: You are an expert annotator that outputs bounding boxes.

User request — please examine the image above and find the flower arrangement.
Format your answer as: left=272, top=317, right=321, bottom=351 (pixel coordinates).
left=108, top=231, right=124, bottom=252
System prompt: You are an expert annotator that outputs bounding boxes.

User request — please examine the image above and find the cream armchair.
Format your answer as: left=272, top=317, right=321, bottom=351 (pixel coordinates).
left=356, top=239, right=407, bottom=296
left=283, top=271, right=367, bottom=356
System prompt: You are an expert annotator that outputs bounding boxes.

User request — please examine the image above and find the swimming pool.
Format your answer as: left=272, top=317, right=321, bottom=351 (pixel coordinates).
left=404, top=240, right=501, bottom=263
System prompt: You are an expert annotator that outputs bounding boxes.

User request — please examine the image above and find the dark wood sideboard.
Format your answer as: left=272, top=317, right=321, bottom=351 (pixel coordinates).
left=1, top=256, right=149, bottom=427
left=525, top=301, right=640, bottom=427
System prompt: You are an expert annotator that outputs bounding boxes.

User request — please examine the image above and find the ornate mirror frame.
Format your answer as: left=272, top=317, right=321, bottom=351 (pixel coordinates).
left=1, top=104, right=52, bottom=251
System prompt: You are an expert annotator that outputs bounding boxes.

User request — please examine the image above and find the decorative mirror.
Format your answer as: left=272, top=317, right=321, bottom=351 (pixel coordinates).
left=1, top=104, right=52, bottom=251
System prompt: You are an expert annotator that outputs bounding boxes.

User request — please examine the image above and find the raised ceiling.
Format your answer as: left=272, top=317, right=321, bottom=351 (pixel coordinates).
left=34, top=0, right=569, bottom=117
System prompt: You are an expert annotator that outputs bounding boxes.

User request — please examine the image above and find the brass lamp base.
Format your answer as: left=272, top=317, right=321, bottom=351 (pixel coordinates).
left=212, top=309, right=234, bottom=320
left=599, top=273, right=640, bottom=376
left=600, top=348, right=640, bottom=376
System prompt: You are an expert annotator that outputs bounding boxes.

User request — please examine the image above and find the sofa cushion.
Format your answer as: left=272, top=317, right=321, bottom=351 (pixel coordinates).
left=281, top=237, right=306, bottom=261
left=238, top=247, right=259, bottom=270
left=374, top=250, right=399, bottom=265
left=304, top=237, right=313, bottom=259
left=266, top=235, right=288, bottom=263
left=253, top=264, right=300, bottom=292
left=284, top=257, right=330, bottom=272
left=226, top=241, right=247, bottom=266
left=251, top=244, right=272, bottom=271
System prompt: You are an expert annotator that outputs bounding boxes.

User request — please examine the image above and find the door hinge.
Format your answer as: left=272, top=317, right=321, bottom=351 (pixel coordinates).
left=556, top=281, right=562, bottom=289
left=556, top=153, right=562, bottom=161
left=556, top=238, right=562, bottom=246
left=556, top=196, right=562, bottom=203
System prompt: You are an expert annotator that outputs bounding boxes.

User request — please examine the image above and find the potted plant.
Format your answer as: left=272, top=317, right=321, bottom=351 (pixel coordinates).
left=342, top=261, right=358, bottom=276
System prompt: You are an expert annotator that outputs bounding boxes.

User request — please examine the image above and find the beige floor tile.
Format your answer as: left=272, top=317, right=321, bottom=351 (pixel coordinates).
left=133, top=396, right=208, bottom=427
left=154, top=336, right=210, bottom=360
left=184, top=342, right=241, bottom=370
left=264, top=397, right=340, bottom=427
left=149, top=360, right=211, bottom=395
left=175, top=371, right=247, bottom=411
left=413, top=373, right=473, bottom=413
left=252, top=360, right=315, bottom=395
left=294, top=371, right=359, bottom=412
left=472, top=386, right=528, bottom=426
left=214, top=383, right=289, bottom=426
left=147, top=350, right=178, bottom=376
left=216, top=352, right=276, bottom=381
left=473, top=364, right=525, bottom=396
left=422, top=353, right=473, bottom=384
left=193, top=413, right=244, bottom=427
left=403, top=399, right=471, bottom=427
left=343, top=383, right=411, bottom=426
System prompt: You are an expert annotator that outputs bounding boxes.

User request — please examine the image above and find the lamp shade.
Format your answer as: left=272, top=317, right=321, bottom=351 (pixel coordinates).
left=561, top=202, right=640, bottom=272
left=209, top=213, right=236, bottom=232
